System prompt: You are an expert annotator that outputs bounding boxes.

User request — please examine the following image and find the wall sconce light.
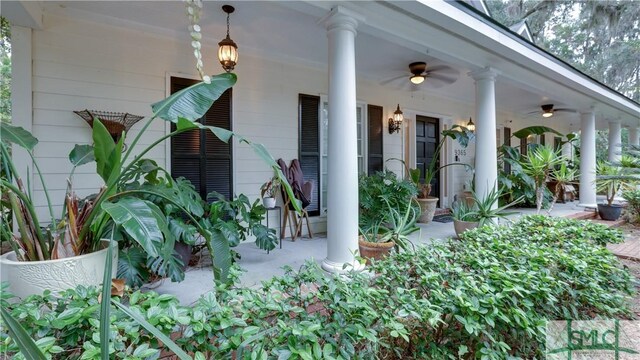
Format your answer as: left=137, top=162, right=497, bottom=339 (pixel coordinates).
left=466, top=117, right=475, bottom=132
left=218, top=5, right=238, bottom=73
left=74, top=110, right=144, bottom=150
left=388, top=104, right=404, bottom=134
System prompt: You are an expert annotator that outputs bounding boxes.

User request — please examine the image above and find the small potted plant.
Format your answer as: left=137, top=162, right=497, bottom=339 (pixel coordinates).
left=358, top=199, right=418, bottom=264
left=451, top=201, right=480, bottom=237
left=596, top=161, right=627, bottom=221
left=260, top=176, right=281, bottom=209
left=452, top=186, right=522, bottom=238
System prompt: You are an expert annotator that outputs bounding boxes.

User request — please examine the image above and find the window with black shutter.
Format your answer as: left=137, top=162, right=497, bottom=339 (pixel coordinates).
left=170, top=77, right=233, bottom=200
left=367, top=105, right=383, bottom=175
left=298, top=94, right=321, bottom=216
left=504, top=127, right=511, bottom=173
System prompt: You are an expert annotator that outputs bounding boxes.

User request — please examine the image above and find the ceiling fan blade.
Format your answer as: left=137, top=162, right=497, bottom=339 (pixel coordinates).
left=556, top=108, right=577, bottom=114
left=426, top=65, right=460, bottom=77
left=421, top=76, right=451, bottom=89
left=379, top=74, right=407, bottom=86
left=426, top=73, right=457, bottom=85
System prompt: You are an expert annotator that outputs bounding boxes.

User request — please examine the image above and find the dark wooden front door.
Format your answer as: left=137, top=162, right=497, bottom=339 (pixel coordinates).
left=416, top=116, right=440, bottom=204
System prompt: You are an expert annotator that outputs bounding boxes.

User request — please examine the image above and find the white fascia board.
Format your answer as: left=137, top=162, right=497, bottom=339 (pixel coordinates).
left=1, top=1, right=43, bottom=29
left=410, top=0, right=639, bottom=116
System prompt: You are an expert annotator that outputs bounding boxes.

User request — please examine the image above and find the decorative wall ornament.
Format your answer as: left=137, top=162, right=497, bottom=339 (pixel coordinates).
left=74, top=110, right=144, bottom=149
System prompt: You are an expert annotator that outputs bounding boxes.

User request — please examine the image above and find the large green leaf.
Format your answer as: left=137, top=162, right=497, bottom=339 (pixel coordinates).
left=0, top=306, right=47, bottom=360
left=69, top=144, right=95, bottom=166
left=102, top=198, right=165, bottom=258
left=210, top=228, right=232, bottom=282
left=151, top=73, right=237, bottom=123
left=111, top=300, right=192, bottom=360
left=512, top=126, right=562, bottom=139
left=0, top=122, right=38, bottom=151
left=93, top=119, right=123, bottom=183
left=117, top=247, right=150, bottom=287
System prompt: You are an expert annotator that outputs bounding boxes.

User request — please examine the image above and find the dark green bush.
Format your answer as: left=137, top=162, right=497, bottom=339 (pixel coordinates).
left=623, top=189, right=640, bottom=223
left=1, top=216, right=634, bottom=359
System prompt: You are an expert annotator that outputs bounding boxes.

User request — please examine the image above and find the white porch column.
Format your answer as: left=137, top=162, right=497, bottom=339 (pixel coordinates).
left=629, top=127, right=639, bottom=147
left=469, top=68, right=499, bottom=205
left=608, top=121, right=622, bottom=163
left=320, top=7, right=365, bottom=273
left=579, top=112, right=597, bottom=208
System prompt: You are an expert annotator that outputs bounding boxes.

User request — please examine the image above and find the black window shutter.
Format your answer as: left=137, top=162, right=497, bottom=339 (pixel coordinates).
left=170, top=77, right=233, bottom=200
left=540, top=134, right=546, bottom=146
left=520, top=137, right=527, bottom=156
left=298, top=94, right=320, bottom=216
left=554, top=137, right=562, bottom=152
left=504, top=127, right=511, bottom=173
left=367, top=105, right=384, bottom=175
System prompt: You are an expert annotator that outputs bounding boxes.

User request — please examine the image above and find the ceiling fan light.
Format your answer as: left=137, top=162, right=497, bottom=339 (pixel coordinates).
left=541, top=104, right=554, bottom=118
left=410, top=75, right=424, bottom=85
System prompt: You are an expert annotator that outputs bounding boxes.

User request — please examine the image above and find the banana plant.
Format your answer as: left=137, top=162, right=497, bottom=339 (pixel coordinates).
left=0, top=72, right=299, bottom=283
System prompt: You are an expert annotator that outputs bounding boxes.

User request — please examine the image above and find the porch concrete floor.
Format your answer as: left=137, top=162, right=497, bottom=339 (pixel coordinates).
left=145, top=201, right=590, bottom=305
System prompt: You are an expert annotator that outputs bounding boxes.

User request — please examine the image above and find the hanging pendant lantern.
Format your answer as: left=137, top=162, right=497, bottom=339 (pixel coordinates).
left=218, top=5, right=238, bottom=73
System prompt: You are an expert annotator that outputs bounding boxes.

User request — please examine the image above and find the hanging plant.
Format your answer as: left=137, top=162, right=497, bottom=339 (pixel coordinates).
left=184, top=0, right=210, bottom=83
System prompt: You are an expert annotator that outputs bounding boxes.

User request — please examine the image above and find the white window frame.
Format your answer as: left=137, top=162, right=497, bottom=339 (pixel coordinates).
left=319, top=96, right=368, bottom=214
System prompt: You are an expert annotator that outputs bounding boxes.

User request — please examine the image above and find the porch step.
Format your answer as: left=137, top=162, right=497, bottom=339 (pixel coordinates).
left=563, top=210, right=626, bottom=228
left=564, top=210, right=598, bottom=220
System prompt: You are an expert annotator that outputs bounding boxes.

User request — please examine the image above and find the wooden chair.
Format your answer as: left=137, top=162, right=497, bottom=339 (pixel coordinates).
left=280, top=189, right=313, bottom=241
left=277, top=158, right=313, bottom=241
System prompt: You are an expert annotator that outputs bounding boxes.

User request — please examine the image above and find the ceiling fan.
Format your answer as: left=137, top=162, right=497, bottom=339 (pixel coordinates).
left=380, top=62, right=459, bottom=89
left=526, top=104, right=577, bottom=118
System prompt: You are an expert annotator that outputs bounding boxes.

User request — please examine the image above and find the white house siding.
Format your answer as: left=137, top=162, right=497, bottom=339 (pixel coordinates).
left=25, top=11, right=574, bottom=233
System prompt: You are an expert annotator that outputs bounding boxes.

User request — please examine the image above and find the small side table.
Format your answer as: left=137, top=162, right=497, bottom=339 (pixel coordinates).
left=265, top=206, right=282, bottom=253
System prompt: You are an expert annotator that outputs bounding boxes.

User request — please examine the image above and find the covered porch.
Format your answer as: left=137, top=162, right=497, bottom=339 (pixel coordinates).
left=4, top=0, right=639, bottom=284
left=152, top=202, right=588, bottom=304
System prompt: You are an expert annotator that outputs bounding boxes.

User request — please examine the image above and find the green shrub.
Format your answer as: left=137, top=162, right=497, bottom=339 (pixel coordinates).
left=358, top=170, right=418, bottom=232
left=1, top=217, right=634, bottom=359
left=623, top=189, right=640, bottom=223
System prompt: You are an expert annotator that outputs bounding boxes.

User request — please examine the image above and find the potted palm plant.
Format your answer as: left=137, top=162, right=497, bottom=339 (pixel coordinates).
left=521, top=145, right=563, bottom=214
left=547, top=161, right=577, bottom=214
left=260, top=176, right=280, bottom=209
left=596, top=160, right=627, bottom=221
left=358, top=199, right=419, bottom=264
left=389, top=125, right=474, bottom=224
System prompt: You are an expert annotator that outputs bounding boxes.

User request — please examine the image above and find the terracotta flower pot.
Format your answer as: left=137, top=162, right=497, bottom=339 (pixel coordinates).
left=416, top=197, right=439, bottom=223
left=0, top=239, right=118, bottom=300
left=453, top=219, right=479, bottom=238
left=358, top=236, right=394, bottom=265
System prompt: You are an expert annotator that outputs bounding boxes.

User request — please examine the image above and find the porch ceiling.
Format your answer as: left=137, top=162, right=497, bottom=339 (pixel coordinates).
left=38, top=0, right=636, bottom=130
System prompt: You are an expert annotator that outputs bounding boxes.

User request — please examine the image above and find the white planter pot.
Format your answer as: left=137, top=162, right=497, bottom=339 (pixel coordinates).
left=0, top=239, right=118, bottom=299
left=416, top=197, right=439, bottom=223
left=263, top=197, right=276, bottom=209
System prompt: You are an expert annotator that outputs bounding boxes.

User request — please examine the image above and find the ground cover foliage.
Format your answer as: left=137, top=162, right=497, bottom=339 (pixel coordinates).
left=1, top=216, right=634, bottom=359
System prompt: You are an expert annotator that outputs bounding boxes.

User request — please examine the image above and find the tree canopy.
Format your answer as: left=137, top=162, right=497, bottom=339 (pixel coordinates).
left=486, top=0, right=640, bottom=102
left=0, top=16, right=10, bottom=123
